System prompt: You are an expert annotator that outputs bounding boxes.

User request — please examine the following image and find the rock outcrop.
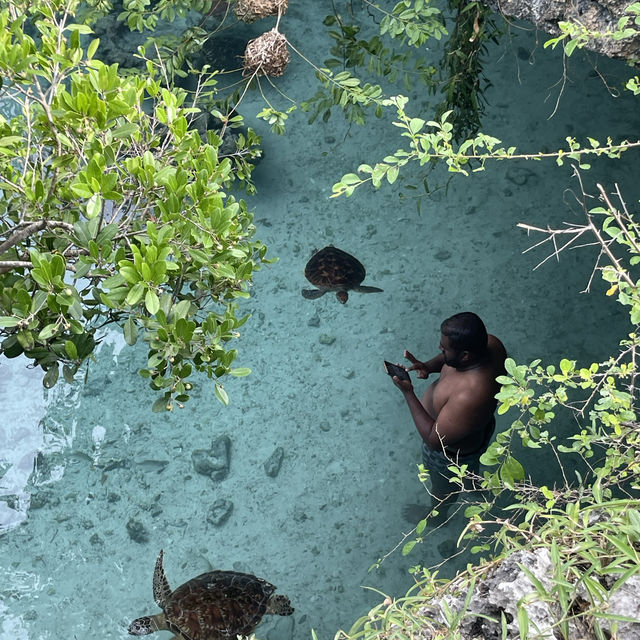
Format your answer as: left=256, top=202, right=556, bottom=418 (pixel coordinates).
left=483, top=0, right=640, bottom=61
left=415, top=547, right=640, bottom=639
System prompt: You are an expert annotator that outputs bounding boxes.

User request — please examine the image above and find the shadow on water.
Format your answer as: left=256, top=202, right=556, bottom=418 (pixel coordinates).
left=1, top=5, right=640, bottom=640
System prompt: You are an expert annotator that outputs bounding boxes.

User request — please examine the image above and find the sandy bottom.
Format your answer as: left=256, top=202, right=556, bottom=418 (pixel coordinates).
left=1, top=6, right=639, bottom=640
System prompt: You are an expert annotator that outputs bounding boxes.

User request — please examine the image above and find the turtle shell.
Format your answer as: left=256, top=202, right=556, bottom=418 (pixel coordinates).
left=304, top=246, right=366, bottom=291
left=165, top=570, right=276, bottom=640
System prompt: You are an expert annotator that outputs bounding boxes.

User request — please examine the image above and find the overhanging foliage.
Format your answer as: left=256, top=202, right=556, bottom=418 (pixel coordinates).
left=0, top=0, right=269, bottom=410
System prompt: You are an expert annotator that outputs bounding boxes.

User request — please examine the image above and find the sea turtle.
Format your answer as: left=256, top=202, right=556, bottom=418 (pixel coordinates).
left=301, top=246, right=383, bottom=304
left=128, top=550, right=294, bottom=640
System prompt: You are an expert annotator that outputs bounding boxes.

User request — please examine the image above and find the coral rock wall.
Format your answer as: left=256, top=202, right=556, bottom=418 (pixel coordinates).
left=483, top=0, right=640, bottom=60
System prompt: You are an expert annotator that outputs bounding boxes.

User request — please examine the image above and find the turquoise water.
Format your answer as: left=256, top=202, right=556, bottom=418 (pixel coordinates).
left=1, top=6, right=639, bottom=640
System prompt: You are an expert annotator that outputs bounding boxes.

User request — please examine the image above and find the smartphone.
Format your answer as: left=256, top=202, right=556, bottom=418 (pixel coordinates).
left=384, top=360, right=410, bottom=381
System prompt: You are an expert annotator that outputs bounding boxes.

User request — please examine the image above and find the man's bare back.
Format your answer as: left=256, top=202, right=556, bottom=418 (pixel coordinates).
left=420, top=334, right=506, bottom=455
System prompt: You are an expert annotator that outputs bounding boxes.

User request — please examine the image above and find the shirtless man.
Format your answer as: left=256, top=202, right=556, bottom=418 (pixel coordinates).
left=390, top=312, right=507, bottom=517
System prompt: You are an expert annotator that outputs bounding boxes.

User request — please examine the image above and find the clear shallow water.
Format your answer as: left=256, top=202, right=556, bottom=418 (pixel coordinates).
left=1, top=6, right=639, bottom=640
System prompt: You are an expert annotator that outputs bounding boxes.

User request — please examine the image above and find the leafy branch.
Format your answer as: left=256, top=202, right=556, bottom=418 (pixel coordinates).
left=0, top=0, right=269, bottom=410
left=331, top=96, right=640, bottom=197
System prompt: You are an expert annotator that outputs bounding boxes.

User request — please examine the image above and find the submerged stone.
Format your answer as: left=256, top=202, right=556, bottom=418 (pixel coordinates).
left=192, top=435, right=231, bottom=481
left=264, top=447, right=284, bottom=477
left=207, top=498, right=233, bottom=526
left=126, top=518, right=149, bottom=544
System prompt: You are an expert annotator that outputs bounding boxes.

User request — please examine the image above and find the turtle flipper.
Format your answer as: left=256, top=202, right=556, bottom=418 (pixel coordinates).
left=301, top=288, right=326, bottom=299
left=153, top=550, right=172, bottom=609
left=353, top=285, right=383, bottom=294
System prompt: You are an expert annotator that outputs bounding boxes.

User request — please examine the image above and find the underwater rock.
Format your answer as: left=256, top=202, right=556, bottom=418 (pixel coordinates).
left=506, top=166, right=539, bottom=186
left=100, top=458, right=127, bottom=472
left=136, top=459, right=170, bottom=473
left=307, top=314, right=320, bottom=327
left=207, top=498, right=234, bottom=527
left=263, top=447, right=284, bottom=477
left=126, top=518, right=149, bottom=544
left=292, top=507, right=308, bottom=523
left=192, top=435, right=231, bottom=481
left=29, top=489, right=60, bottom=510
left=434, top=249, right=452, bottom=261
left=89, top=533, right=104, bottom=546
left=319, top=334, right=336, bottom=345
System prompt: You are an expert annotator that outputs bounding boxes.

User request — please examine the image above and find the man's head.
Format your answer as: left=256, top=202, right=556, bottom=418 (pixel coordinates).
left=439, top=312, right=488, bottom=368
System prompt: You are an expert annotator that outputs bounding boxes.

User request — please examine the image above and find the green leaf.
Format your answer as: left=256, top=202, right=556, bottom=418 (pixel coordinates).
left=112, top=122, right=139, bottom=139
left=62, top=364, right=77, bottom=384
left=0, top=317, right=19, bottom=328
left=215, top=382, right=229, bottom=405
left=125, top=282, right=145, bottom=306
left=152, top=397, right=169, bottom=412
left=145, top=290, right=160, bottom=315
left=71, top=182, right=94, bottom=198
left=87, top=37, right=100, bottom=59
left=120, top=265, right=141, bottom=285
left=229, top=367, right=251, bottom=377
left=65, top=340, right=78, bottom=359
left=564, top=39, right=578, bottom=56
left=86, top=193, right=102, bottom=218
left=123, top=317, right=138, bottom=346
left=340, top=173, right=361, bottom=185
left=560, top=358, right=574, bottom=375
left=172, top=299, right=191, bottom=320
left=43, top=364, right=60, bottom=389
left=387, top=165, right=399, bottom=184
left=402, top=540, right=417, bottom=555
left=408, top=117, right=425, bottom=134
left=38, top=323, right=58, bottom=341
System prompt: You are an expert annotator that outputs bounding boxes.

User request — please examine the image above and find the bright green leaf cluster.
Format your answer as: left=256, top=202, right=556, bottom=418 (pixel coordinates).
left=0, top=0, right=269, bottom=409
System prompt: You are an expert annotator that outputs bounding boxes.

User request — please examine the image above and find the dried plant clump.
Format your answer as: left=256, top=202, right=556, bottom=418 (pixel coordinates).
left=242, top=28, right=290, bottom=77
left=234, top=0, right=288, bottom=23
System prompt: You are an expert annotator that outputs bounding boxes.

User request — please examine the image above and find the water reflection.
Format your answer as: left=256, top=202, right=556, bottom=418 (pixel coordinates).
left=0, top=360, right=47, bottom=533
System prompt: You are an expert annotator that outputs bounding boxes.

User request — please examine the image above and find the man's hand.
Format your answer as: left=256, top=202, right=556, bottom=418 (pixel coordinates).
left=384, top=362, right=413, bottom=393
left=404, top=350, right=430, bottom=379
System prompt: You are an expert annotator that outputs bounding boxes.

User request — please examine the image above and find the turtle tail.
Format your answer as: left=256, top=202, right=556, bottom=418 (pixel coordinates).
left=267, top=594, right=294, bottom=616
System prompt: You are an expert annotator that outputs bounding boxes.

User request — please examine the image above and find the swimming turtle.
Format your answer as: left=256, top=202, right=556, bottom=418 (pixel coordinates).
left=301, top=246, right=383, bottom=304
left=128, top=550, right=294, bottom=640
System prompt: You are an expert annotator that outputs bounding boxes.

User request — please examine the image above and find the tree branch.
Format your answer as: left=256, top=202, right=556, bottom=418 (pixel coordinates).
left=0, top=260, right=32, bottom=274
left=0, top=219, right=75, bottom=255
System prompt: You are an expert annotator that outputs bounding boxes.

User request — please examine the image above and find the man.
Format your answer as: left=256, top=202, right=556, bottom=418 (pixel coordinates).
left=389, top=312, right=507, bottom=520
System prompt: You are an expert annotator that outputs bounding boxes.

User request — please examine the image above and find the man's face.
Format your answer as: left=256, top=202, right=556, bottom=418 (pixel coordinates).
left=439, top=334, right=463, bottom=368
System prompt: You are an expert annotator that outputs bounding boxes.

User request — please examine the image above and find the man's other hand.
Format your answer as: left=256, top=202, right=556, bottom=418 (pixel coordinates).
left=404, top=350, right=430, bottom=379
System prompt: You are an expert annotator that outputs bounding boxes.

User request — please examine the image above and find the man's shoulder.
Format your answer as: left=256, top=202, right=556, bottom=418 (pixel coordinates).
left=488, top=334, right=507, bottom=366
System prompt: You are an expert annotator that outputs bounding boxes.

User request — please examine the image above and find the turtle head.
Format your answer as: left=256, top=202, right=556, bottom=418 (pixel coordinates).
left=128, top=616, right=160, bottom=636
left=267, top=594, right=295, bottom=616
left=336, top=291, right=348, bottom=304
